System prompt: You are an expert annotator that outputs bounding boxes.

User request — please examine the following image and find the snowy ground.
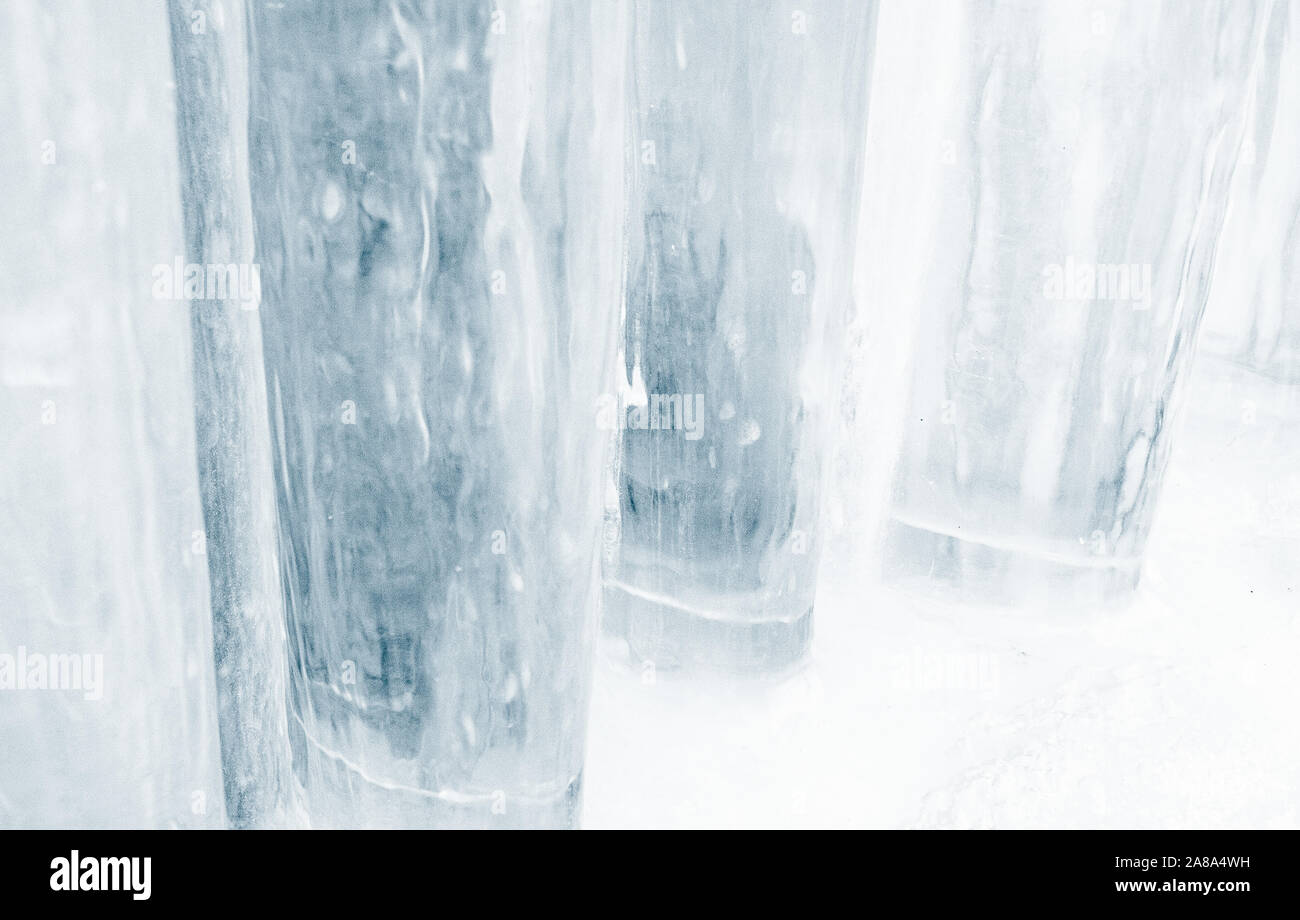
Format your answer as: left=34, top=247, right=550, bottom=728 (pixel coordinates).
left=583, top=359, right=1300, bottom=829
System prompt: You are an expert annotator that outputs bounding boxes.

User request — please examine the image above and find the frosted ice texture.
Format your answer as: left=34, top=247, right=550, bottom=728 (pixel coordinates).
left=167, top=0, right=302, bottom=828
left=247, top=0, right=625, bottom=827
left=1202, top=0, right=1300, bottom=387
left=0, top=0, right=225, bottom=828
left=604, top=0, right=877, bottom=673
left=883, top=0, right=1268, bottom=603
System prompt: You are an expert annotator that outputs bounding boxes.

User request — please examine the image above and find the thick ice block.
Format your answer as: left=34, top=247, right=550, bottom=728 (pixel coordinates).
left=604, top=0, right=878, bottom=673
left=0, top=0, right=225, bottom=828
left=246, top=0, right=625, bottom=828
left=881, top=0, right=1267, bottom=605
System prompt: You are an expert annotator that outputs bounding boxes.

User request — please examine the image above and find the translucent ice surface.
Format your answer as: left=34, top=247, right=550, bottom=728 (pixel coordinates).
left=246, top=0, right=625, bottom=828
left=0, top=0, right=224, bottom=828
left=604, top=0, right=878, bottom=673
left=168, top=0, right=302, bottom=828
left=6, top=0, right=1293, bottom=834
left=881, top=0, right=1268, bottom=605
left=1202, top=0, right=1300, bottom=386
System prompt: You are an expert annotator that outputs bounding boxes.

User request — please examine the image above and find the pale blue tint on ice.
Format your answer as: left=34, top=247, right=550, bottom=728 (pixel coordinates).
left=1203, top=0, right=1300, bottom=385
left=604, top=0, right=878, bottom=672
left=884, top=0, right=1267, bottom=604
left=246, top=0, right=622, bottom=828
left=0, top=0, right=224, bottom=828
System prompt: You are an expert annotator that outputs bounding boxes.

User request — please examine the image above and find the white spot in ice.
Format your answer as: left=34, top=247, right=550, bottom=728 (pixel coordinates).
left=383, top=376, right=398, bottom=420
left=321, top=180, right=343, bottom=221
left=738, top=419, right=761, bottom=447
left=461, top=336, right=473, bottom=376
left=502, top=673, right=520, bottom=702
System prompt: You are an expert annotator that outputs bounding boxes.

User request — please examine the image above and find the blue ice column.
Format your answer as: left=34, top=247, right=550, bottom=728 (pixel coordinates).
left=882, top=0, right=1268, bottom=605
left=1202, top=0, right=1300, bottom=387
left=247, top=0, right=626, bottom=828
left=604, top=1, right=878, bottom=673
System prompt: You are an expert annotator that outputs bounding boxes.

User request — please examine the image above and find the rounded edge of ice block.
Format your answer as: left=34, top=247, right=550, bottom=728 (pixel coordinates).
left=601, top=579, right=814, bottom=674
left=297, top=749, right=585, bottom=829
left=882, top=515, right=1142, bottom=608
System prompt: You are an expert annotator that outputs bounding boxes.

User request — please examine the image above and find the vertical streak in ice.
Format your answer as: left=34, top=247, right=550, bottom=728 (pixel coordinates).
left=167, top=0, right=303, bottom=828
left=0, top=0, right=224, bottom=827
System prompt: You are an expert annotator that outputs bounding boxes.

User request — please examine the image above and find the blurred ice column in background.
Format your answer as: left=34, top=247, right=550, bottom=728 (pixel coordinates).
left=604, top=1, right=877, bottom=673
left=1187, top=0, right=1300, bottom=580
left=1202, top=0, right=1300, bottom=388
left=248, top=0, right=626, bottom=828
left=0, top=0, right=225, bottom=827
left=883, top=0, right=1267, bottom=606
left=167, top=0, right=302, bottom=828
